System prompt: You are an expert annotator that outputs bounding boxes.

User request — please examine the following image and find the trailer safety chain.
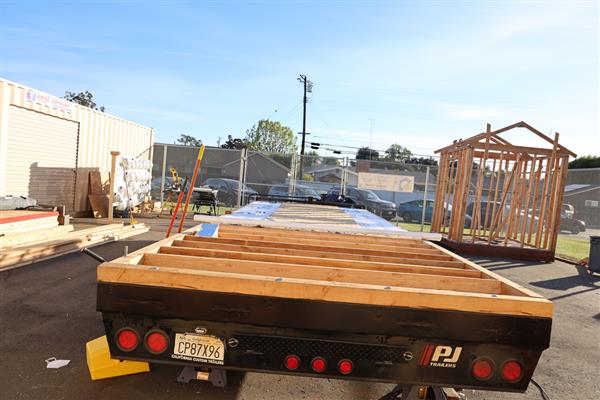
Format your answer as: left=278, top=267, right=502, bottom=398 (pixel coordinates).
left=530, top=378, right=552, bottom=400
left=378, top=385, right=450, bottom=400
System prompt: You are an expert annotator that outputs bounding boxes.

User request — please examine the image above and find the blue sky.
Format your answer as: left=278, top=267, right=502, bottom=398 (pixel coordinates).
left=1, top=0, right=598, bottom=157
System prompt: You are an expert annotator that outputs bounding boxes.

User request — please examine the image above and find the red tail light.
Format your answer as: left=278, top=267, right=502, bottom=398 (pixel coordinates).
left=501, top=360, right=523, bottom=382
left=338, top=359, right=353, bottom=375
left=284, top=355, right=300, bottom=370
left=145, top=330, right=169, bottom=354
left=116, top=328, right=139, bottom=352
left=311, top=357, right=327, bottom=373
left=472, top=358, right=494, bottom=380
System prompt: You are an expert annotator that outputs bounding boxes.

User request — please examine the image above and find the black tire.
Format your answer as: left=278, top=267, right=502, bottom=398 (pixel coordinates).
left=402, top=212, right=413, bottom=222
left=571, top=225, right=581, bottom=235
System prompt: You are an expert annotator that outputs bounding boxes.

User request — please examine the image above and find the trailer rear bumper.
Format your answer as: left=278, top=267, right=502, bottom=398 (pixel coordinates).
left=98, top=283, right=551, bottom=392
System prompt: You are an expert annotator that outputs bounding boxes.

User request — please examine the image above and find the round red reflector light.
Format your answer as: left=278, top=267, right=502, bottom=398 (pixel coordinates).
left=311, top=357, right=327, bottom=373
left=116, top=329, right=139, bottom=352
left=145, top=331, right=169, bottom=354
left=338, top=359, right=353, bottom=375
left=472, top=359, right=494, bottom=381
left=501, top=360, right=523, bottom=382
left=284, top=355, right=300, bottom=370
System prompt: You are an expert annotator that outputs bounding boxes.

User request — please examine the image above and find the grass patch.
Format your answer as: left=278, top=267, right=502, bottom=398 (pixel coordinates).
left=556, top=235, right=590, bottom=261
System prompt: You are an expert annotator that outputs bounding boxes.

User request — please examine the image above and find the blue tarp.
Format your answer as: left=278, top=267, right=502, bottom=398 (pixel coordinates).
left=342, top=208, right=404, bottom=231
left=224, top=201, right=282, bottom=220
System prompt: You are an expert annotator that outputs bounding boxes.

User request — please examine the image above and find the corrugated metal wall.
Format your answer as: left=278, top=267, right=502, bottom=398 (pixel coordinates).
left=0, top=79, right=155, bottom=213
left=5, top=106, right=79, bottom=208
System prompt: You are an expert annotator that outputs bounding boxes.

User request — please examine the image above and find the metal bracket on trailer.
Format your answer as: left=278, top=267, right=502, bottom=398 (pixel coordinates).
left=176, top=366, right=227, bottom=388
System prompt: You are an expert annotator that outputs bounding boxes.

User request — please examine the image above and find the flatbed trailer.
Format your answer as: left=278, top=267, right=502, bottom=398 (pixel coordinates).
left=96, top=203, right=552, bottom=394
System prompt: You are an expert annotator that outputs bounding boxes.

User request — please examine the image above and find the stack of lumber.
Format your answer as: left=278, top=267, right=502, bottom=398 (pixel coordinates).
left=0, top=222, right=149, bottom=271
left=0, top=210, right=74, bottom=248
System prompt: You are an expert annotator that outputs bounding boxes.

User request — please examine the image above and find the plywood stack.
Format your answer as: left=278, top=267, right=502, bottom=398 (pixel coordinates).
left=0, top=210, right=150, bottom=270
left=0, top=210, right=74, bottom=248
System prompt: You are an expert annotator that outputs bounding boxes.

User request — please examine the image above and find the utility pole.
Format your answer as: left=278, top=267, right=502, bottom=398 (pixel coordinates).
left=297, top=74, right=313, bottom=178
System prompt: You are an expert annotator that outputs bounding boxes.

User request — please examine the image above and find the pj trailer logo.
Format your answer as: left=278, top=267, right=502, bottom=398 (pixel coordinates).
left=419, top=344, right=462, bottom=368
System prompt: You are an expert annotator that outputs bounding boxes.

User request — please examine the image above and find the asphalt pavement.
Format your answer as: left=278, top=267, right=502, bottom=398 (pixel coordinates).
left=1, top=218, right=598, bottom=400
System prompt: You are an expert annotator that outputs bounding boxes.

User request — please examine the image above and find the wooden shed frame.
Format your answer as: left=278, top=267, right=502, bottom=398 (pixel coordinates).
left=431, top=121, right=576, bottom=261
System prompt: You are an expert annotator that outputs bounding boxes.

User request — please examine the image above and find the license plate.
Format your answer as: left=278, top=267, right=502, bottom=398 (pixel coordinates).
left=171, top=333, right=225, bottom=365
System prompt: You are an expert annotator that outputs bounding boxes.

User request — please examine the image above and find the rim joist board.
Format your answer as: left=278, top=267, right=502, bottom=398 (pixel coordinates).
left=98, top=223, right=552, bottom=319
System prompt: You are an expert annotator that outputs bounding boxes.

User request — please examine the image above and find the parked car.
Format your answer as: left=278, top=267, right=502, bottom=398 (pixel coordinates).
left=400, top=200, right=473, bottom=227
left=326, top=187, right=396, bottom=220
left=466, top=201, right=538, bottom=231
left=268, top=184, right=320, bottom=200
left=397, top=200, right=434, bottom=223
left=202, top=178, right=258, bottom=207
left=560, top=204, right=585, bottom=234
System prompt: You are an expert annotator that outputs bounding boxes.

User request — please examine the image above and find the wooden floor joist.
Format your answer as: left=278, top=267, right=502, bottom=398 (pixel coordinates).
left=97, top=223, right=553, bottom=318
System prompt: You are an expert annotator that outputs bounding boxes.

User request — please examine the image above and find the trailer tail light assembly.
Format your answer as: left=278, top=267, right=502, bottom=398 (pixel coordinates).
left=116, top=328, right=139, bottom=352
left=337, top=359, right=353, bottom=375
left=311, top=357, right=327, bottom=373
left=501, top=360, right=523, bottom=383
left=471, top=358, right=494, bottom=381
left=145, top=330, right=169, bottom=354
left=284, top=355, right=301, bottom=370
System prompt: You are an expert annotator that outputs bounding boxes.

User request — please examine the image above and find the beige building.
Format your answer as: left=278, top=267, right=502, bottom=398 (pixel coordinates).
left=0, top=79, right=154, bottom=214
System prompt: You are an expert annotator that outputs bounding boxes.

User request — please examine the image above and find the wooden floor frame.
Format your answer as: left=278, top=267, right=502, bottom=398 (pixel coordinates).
left=97, top=224, right=552, bottom=319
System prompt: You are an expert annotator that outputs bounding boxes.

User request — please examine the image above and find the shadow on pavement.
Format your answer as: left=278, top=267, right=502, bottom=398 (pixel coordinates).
left=529, top=264, right=600, bottom=301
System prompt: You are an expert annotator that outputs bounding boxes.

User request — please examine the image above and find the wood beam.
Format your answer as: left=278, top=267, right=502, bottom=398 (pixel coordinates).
left=159, top=245, right=480, bottom=277
left=141, top=253, right=499, bottom=294
left=98, top=263, right=553, bottom=318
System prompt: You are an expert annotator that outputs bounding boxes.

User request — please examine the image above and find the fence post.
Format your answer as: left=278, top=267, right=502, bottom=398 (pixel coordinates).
left=341, top=157, right=348, bottom=195
left=237, top=148, right=248, bottom=208
left=420, top=165, right=431, bottom=232
left=159, top=144, right=167, bottom=206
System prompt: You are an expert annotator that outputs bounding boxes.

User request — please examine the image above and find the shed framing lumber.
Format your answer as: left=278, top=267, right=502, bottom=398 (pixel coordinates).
left=431, top=121, right=575, bottom=261
left=171, top=239, right=467, bottom=269
left=98, top=223, right=552, bottom=319
left=97, top=263, right=552, bottom=318
left=217, top=225, right=428, bottom=247
left=182, top=235, right=452, bottom=260
left=141, top=253, right=500, bottom=294
left=158, top=245, right=482, bottom=278
left=217, top=231, right=433, bottom=251
left=424, top=241, right=544, bottom=298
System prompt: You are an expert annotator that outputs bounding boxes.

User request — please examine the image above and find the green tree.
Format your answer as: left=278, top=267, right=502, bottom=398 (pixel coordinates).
left=244, top=119, right=296, bottom=153
left=221, top=135, right=247, bottom=149
left=176, top=134, right=202, bottom=146
left=63, top=91, right=105, bottom=112
left=569, top=155, right=600, bottom=169
left=356, top=147, right=379, bottom=160
left=384, top=144, right=412, bottom=162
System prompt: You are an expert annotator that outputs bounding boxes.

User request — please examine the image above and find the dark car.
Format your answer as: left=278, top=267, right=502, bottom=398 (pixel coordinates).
left=399, top=200, right=473, bottom=227
left=202, top=178, right=258, bottom=207
left=397, top=200, right=434, bottom=223
left=326, top=187, right=396, bottom=220
left=268, top=184, right=320, bottom=200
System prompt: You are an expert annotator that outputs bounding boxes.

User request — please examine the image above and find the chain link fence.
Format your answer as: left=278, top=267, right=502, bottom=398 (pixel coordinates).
left=151, top=144, right=599, bottom=244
